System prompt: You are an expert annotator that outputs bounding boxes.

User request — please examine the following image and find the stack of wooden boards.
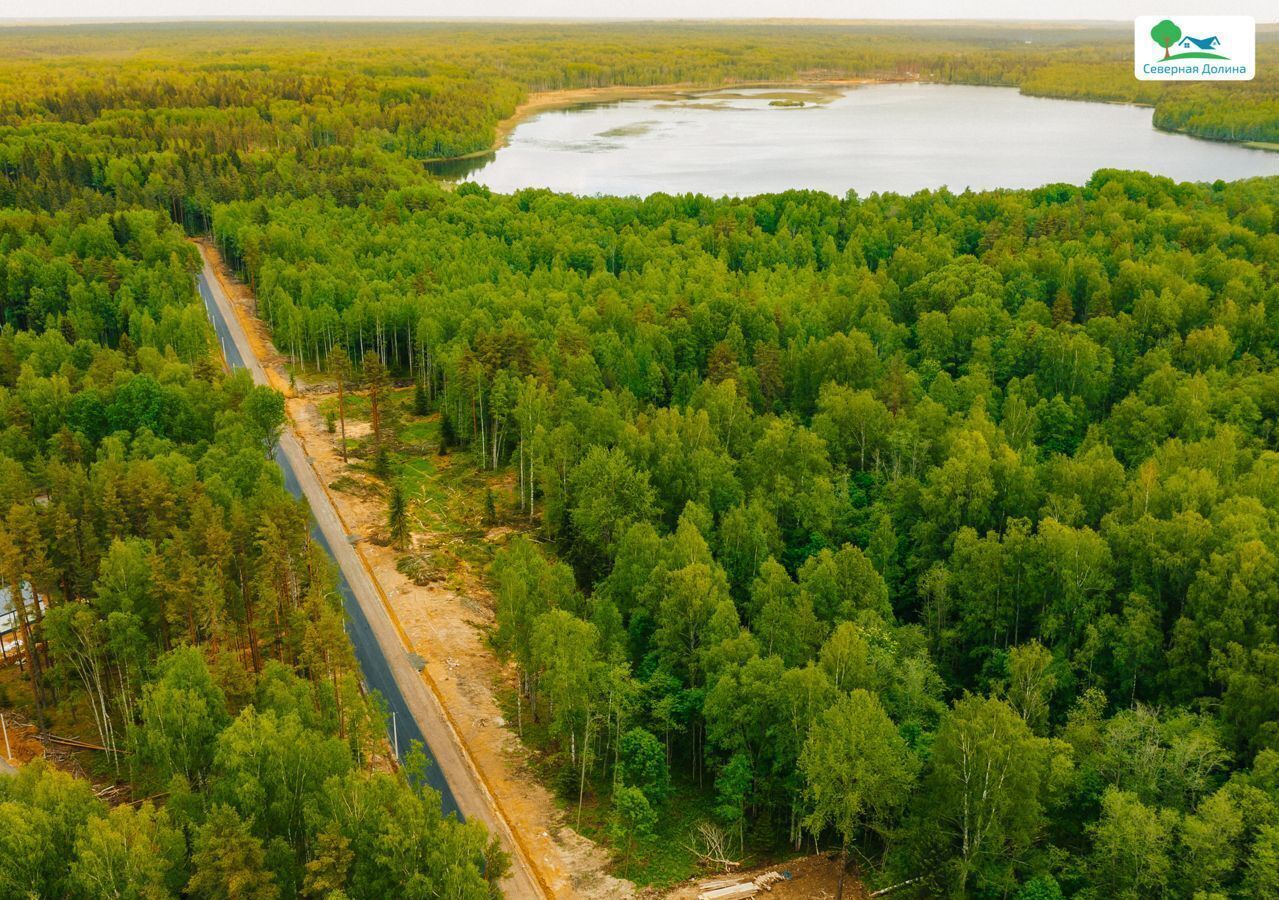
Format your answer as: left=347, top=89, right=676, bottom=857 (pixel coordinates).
left=696, top=871, right=786, bottom=900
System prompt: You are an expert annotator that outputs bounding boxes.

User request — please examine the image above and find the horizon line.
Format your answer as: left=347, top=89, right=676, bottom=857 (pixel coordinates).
left=4, top=15, right=1277, bottom=30
left=0, top=15, right=1253, bottom=25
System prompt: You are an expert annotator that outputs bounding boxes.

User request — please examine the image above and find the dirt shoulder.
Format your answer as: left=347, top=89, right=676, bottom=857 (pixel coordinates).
left=195, top=238, right=849, bottom=900
left=289, top=399, right=631, bottom=899
left=197, top=240, right=293, bottom=398
left=201, top=249, right=631, bottom=899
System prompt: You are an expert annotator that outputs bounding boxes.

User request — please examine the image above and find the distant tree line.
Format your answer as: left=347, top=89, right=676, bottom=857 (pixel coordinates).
left=2, top=22, right=1277, bottom=232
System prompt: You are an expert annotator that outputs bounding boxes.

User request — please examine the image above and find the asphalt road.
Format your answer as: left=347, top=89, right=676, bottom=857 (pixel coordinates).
left=197, top=258, right=546, bottom=899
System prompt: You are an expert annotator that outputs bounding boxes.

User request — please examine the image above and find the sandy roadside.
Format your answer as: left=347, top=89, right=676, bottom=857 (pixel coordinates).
left=199, top=246, right=633, bottom=899
left=196, top=241, right=293, bottom=398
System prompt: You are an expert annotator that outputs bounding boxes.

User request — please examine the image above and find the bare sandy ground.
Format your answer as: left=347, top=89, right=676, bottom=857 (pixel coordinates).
left=200, top=245, right=631, bottom=898
left=663, top=854, right=852, bottom=900
left=290, top=399, right=632, bottom=899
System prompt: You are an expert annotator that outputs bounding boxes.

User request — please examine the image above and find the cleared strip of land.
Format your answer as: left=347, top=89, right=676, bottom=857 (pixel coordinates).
left=197, top=248, right=548, bottom=900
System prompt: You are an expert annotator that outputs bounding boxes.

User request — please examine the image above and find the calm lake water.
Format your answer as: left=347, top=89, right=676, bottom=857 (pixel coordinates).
left=430, top=83, right=1279, bottom=197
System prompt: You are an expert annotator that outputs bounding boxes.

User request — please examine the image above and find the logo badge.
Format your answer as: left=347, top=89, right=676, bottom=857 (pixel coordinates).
left=1135, top=16, right=1255, bottom=80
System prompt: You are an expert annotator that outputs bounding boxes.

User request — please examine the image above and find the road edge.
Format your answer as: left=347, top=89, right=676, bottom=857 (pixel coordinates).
left=195, top=245, right=551, bottom=900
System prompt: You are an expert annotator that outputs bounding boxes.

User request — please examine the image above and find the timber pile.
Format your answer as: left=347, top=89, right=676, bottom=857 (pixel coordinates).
left=755, top=872, right=785, bottom=889
left=696, top=871, right=785, bottom=900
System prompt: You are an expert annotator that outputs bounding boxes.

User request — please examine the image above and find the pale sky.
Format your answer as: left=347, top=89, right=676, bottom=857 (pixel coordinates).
left=3, top=1, right=1277, bottom=24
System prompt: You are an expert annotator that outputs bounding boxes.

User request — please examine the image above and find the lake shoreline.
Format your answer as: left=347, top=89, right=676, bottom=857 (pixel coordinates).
left=435, top=81, right=1279, bottom=198
left=428, top=77, right=900, bottom=164
left=430, top=79, right=1278, bottom=170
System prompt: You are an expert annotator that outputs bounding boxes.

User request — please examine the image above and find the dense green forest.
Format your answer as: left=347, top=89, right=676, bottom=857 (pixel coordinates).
left=5, top=18, right=1279, bottom=900
left=0, top=178, right=501, bottom=897
left=214, top=170, right=1279, bottom=897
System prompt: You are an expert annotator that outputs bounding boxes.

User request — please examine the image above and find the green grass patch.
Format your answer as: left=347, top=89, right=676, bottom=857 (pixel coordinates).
left=579, top=781, right=721, bottom=888
left=396, top=454, right=440, bottom=497
left=492, top=686, right=726, bottom=888
left=398, top=418, right=439, bottom=444
left=362, top=408, right=512, bottom=572
left=316, top=393, right=372, bottom=420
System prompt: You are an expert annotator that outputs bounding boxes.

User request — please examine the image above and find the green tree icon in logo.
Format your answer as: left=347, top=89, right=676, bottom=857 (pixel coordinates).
left=1151, top=19, right=1182, bottom=59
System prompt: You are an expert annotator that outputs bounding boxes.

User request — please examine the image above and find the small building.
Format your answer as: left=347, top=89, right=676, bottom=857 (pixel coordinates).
left=0, top=583, right=36, bottom=635
left=0, top=584, right=41, bottom=664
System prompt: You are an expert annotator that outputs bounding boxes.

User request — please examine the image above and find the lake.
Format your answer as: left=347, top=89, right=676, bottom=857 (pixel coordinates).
left=429, top=83, right=1279, bottom=197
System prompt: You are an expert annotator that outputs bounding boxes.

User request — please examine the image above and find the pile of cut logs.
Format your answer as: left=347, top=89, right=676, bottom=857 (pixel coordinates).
left=696, top=871, right=786, bottom=900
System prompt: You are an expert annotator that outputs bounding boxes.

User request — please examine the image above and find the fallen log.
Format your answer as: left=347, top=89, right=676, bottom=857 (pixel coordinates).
left=698, top=884, right=759, bottom=900
left=870, top=875, right=926, bottom=897
left=698, top=880, right=741, bottom=891
left=39, top=733, right=110, bottom=752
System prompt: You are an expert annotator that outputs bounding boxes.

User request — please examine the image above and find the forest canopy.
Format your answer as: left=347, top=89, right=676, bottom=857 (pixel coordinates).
left=4, top=18, right=1279, bottom=899
left=213, top=165, right=1279, bottom=897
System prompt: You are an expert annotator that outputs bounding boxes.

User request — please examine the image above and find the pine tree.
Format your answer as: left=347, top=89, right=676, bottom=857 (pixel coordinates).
left=1085, top=290, right=1113, bottom=320
left=118, top=332, right=138, bottom=370
left=413, top=379, right=430, bottom=416
left=388, top=483, right=410, bottom=550
left=186, top=805, right=278, bottom=900
left=373, top=444, right=391, bottom=480
left=1051, top=288, right=1075, bottom=326
left=438, top=409, right=456, bottom=455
